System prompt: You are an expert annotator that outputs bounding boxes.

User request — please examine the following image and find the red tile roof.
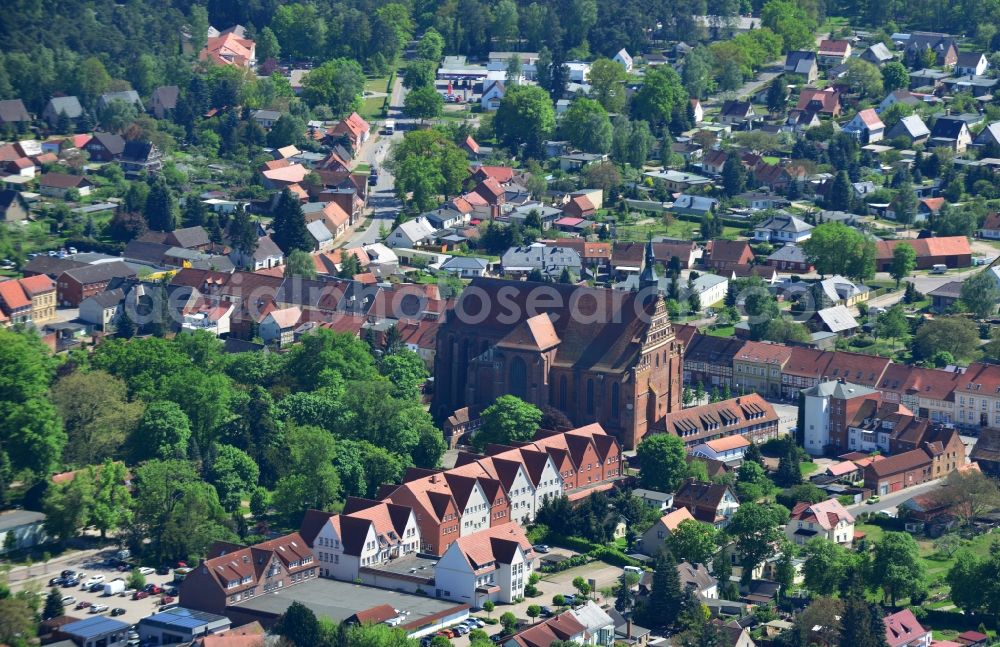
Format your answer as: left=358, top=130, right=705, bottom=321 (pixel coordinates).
left=875, top=236, right=971, bottom=260
left=0, top=279, right=30, bottom=310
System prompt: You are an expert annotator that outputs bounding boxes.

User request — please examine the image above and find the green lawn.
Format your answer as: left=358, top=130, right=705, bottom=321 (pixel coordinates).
left=800, top=461, right=819, bottom=477
left=707, top=325, right=736, bottom=338
left=364, top=76, right=391, bottom=94
left=359, top=95, right=385, bottom=120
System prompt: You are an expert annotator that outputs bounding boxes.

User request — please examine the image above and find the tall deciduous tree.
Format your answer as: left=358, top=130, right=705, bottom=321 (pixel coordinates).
left=631, top=66, right=686, bottom=127
left=728, top=503, right=789, bottom=583
left=636, top=433, right=688, bottom=491
left=476, top=395, right=543, bottom=450
left=871, top=532, right=926, bottom=605
left=889, top=244, right=917, bottom=288
left=588, top=58, right=629, bottom=112
left=494, top=85, right=555, bottom=158
left=560, top=98, right=613, bottom=153
left=668, top=519, right=718, bottom=565
left=803, top=221, right=876, bottom=281
left=301, top=58, right=365, bottom=115
left=960, top=269, right=1000, bottom=318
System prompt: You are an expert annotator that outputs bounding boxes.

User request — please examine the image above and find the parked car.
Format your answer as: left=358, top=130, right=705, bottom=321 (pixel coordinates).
left=161, top=596, right=175, bottom=604
left=61, top=596, right=76, bottom=606
left=539, top=606, right=553, bottom=618
left=121, top=589, right=135, bottom=598
left=61, top=570, right=76, bottom=579
left=867, top=495, right=881, bottom=504
left=75, top=601, right=92, bottom=610
left=62, top=579, right=79, bottom=588
left=156, top=566, right=170, bottom=575
left=111, top=608, right=127, bottom=616
left=49, top=576, right=64, bottom=586
left=133, top=591, right=149, bottom=600
left=138, top=567, right=155, bottom=576
left=533, top=544, right=550, bottom=553
left=89, top=604, right=109, bottom=614
left=144, top=584, right=162, bottom=594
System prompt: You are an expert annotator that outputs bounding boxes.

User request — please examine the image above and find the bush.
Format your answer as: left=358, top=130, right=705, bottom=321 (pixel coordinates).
left=589, top=546, right=643, bottom=568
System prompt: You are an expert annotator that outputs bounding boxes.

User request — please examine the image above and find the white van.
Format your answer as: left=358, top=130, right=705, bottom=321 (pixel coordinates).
left=623, top=566, right=643, bottom=576
left=931, top=264, right=947, bottom=274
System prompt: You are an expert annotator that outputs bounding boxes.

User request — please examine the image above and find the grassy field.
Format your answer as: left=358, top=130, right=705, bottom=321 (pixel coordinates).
left=800, top=461, right=819, bottom=477
left=707, top=325, right=736, bottom=337
left=614, top=216, right=743, bottom=243
left=359, top=95, right=385, bottom=120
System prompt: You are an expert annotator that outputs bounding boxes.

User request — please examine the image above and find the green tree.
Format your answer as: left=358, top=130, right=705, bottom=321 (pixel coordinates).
left=476, top=395, right=543, bottom=450
left=893, top=181, right=917, bottom=225
left=829, top=170, right=852, bottom=211
left=208, top=444, right=260, bottom=512
left=43, top=470, right=95, bottom=542
left=872, top=532, right=926, bottom=605
left=127, top=568, right=146, bottom=591
left=386, top=129, right=469, bottom=209
left=840, top=596, right=890, bottom=647
left=51, top=369, right=143, bottom=467
left=89, top=460, right=133, bottom=538
left=483, top=600, right=496, bottom=618
left=588, top=58, right=628, bottom=112
left=668, top=519, right=718, bottom=565
left=560, top=98, right=613, bottom=153
left=416, top=29, right=446, bottom=62
left=876, top=306, right=910, bottom=350
left=494, top=85, right=555, bottom=158
left=636, top=433, right=688, bottom=491
left=404, top=85, right=444, bottom=120
left=843, top=58, right=884, bottom=98
left=728, top=503, right=789, bottom=584
left=302, top=59, right=365, bottom=115
left=774, top=439, right=801, bottom=487
left=256, top=26, right=281, bottom=62
left=735, top=460, right=775, bottom=501
left=43, top=587, right=64, bottom=619
left=284, top=249, right=318, bottom=279
left=882, top=62, right=909, bottom=92
left=380, top=351, right=429, bottom=401
left=682, top=46, right=714, bottom=100
left=403, top=60, right=437, bottom=89
left=275, top=601, right=321, bottom=647
left=0, top=597, right=37, bottom=646
left=761, top=0, right=816, bottom=52
left=766, top=79, right=788, bottom=114
left=960, top=270, right=1000, bottom=318
left=500, top=612, right=518, bottom=634
left=144, top=176, right=177, bottom=231
left=639, top=550, right=684, bottom=630
left=272, top=424, right=342, bottom=519
left=721, top=156, right=746, bottom=197
left=131, top=401, right=191, bottom=462
left=271, top=189, right=312, bottom=253
left=0, top=329, right=64, bottom=478
left=889, top=244, right=917, bottom=288
left=803, top=221, right=876, bottom=281
left=802, top=538, right=849, bottom=595
left=913, top=316, right=981, bottom=362
left=526, top=604, right=540, bottom=623
left=631, top=66, right=686, bottom=127
left=266, top=113, right=304, bottom=148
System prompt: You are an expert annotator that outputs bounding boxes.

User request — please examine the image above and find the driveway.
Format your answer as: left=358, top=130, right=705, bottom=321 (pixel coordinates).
left=847, top=478, right=944, bottom=515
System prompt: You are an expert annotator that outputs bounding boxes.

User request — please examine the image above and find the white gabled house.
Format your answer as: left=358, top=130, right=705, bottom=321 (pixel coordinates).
left=434, top=524, right=537, bottom=607
left=310, top=499, right=422, bottom=582
left=613, top=48, right=633, bottom=72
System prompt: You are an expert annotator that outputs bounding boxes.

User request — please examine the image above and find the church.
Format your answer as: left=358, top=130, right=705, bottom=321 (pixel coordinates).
left=433, top=243, right=684, bottom=449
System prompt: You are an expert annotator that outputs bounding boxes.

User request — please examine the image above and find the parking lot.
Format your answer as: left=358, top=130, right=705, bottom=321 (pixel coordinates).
left=39, top=551, right=184, bottom=627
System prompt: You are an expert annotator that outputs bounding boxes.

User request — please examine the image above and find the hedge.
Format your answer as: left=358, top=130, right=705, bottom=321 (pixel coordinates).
left=589, top=546, right=643, bottom=568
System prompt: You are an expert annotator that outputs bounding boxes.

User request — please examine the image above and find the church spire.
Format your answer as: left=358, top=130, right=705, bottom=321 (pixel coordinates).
left=639, top=238, right=658, bottom=290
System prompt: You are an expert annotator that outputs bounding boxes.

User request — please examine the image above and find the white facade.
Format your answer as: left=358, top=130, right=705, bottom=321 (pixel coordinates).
left=531, top=454, right=565, bottom=513
left=314, top=510, right=421, bottom=582
left=803, top=391, right=832, bottom=456
left=459, top=480, right=491, bottom=536
left=434, top=536, right=533, bottom=606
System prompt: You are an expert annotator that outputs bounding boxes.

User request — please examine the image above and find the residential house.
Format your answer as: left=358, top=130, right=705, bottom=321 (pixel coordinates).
left=328, top=113, right=370, bottom=152
left=0, top=189, right=29, bottom=222
left=929, top=117, right=972, bottom=152
left=704, top=240, right=754, bottom=272
left=903, top=32, right=958, bottom=67
left=883, top=609, right=931, bottom=647
left=796, top=88, right=841, bottom=117
left=481, top=81, right=505, bottom=110
left=504, top=602, right=614, bottom=647
left=501, top=243, right=582, bottom=280
left=305, top=498, right=420, bottom=582
left=690, top=99, right=704, bottom=124
left=874, top=237, right=972, bottom=271
left=681, top=333, right=745, bottom=391
left=0, top=510, right=47, bottom=555
left=42, top=96, right=83, bottom=127
left=733, top=342, right=793, bottom=398
left=559, top=152, right=607, bottom=172
left=672, top=195, right=718, bottom=218
left=702, top=150, right=729, bottom=175
left=643, top=169, right=713, bottom=192
left=98, top=90, right=143, bottom=113
left=440, top=256, right=489, bottom=278
left=953, top=363, right=1000, bottom=432
left=200, top=28, right=256, bottom=68
left=811, top=305, right=860, bottom=336
left=672, top=480, right=740, bottom=529
left=974, top=122, right=1000, bottom=150
left=753, top=162, right=808, bottom=192
left=861, top=43, right=894, bottom=66
left=56, top=261, right=136, bottom=307
left=979, top=212, right=1000, bottom=240
left=784, top=51, right=819, bottom=82
left=0, top=280, right=32, bottom=326
left=691, top=435, right=752, bottom=466
left=652, top=240, right=701, bottom=270
left=639, top=508, right=695, bottom=557
left=260, top=306, right=302, bottom=346
left=79, top=289, right=126, bottom=331
left=843, top=108, right=885, bottom=144
left=926, top=281, right=963, bottom=313
left=753, top=213, right=813, bottom=243
left=864, top=448, right=935, bottom=495
left=387, top=217, right=437, bottom=249
left=818, top=39, right=852, bottom=66
left=553, top=239, right=612, bottom=272
left=719, top=101, right=756, bottom=126
left=662, top=394, right=780, bottom=450
left=303, top=202, right=350, bottom=241
left=886, top=114, right=931, bottom=145
left=150, top=86, right=179, bottom=119
left=786, top=499, right=855, bottom=547
left=251, top=110, right=282, bottom=129
left=613, top=48, right=633, bottom=72
left=0, top=100, right=30, bottom=127
left=435, top=524, right=536, bottom=606
left=765, top=244, right=813, bottom=273
left=178, top=533, right=316, bottom=616
left=17, top=275, right=56, bottom=323
left=230, top=236, right=283, bottom=271
left=632, top=489, right=674, bottom=513
left=956, top=52, right=989, bottom=77
left=738, top=193, right=791, bottom=211
left=120, top=141, right=163, bottom=175
left=38, top=173, right=94, bottom=200
left=85, top=132, right=126, bottom=162
left=785, top=109, right=822, bottom=132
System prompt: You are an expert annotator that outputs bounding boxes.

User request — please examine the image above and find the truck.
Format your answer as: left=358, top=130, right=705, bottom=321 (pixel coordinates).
left=103, top=580, right=126, bottom=597
left=384, top=119, right=395, bottom=135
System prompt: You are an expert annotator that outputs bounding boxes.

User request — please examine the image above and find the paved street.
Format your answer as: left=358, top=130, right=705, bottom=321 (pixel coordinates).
left=341, top=75, right=407, bottom=248
left=847, top=477, right=943, bottom=515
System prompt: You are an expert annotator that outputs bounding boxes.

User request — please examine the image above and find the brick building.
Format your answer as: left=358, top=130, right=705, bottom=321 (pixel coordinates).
left=433, top=263, right=683, bottom=449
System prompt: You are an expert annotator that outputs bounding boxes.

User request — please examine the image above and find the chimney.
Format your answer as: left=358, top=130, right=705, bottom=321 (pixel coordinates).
left=626, top=619, right=633, bottom=639
left=430, top=473, right=438, bottom=483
